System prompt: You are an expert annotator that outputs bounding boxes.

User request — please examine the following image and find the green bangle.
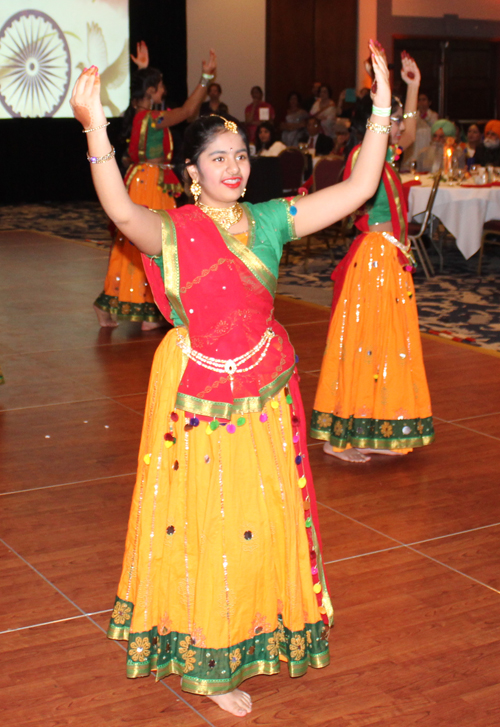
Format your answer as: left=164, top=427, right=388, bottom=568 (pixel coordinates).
left=372, top=105, right=391, bottom=117
left=202, top=73, right=214, bottom=80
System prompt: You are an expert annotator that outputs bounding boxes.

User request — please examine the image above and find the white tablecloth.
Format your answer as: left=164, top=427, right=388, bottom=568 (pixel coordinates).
left=404, top=175, right=500, bottom=259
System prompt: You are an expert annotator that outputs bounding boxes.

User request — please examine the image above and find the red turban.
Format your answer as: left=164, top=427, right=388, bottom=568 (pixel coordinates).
left=485, top=120, right=500, bottom=138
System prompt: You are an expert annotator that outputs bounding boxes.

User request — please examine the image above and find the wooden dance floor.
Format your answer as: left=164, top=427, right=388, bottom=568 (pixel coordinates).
left=1, top=229, right=500, bottom=726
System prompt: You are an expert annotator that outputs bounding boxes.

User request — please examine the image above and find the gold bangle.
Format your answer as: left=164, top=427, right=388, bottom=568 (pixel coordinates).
left=87, top=147, right=115, bottom=164
left=82, top=121, right=110, bottom=134
left=366, top=119, right=391, bottom=135
left=403, top=110, right=418, bottom=119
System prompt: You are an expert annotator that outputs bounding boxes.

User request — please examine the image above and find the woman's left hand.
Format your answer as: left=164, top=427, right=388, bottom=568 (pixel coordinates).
left=202, top=49, right=217, bottom=76
left=369, top=40, right=391, bottom=109
left=401, top=51, right=421, bottom=86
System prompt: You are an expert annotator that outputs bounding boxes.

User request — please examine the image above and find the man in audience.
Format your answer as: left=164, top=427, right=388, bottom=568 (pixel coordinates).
left=416, top=119, right=456, bottom=173
left=199, top=83, right=229, bottom=118
left=299, top=117, right=334, bottom=177
left=332, top=121, right=350, bottom=157
left=300, top=117, right=334, bottom=156
left=472, top=120, right=500, bottom=167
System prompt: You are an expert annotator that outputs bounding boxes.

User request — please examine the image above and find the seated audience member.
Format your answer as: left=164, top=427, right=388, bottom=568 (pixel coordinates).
left=332, top=121, right=350, bottom=157
left=310, top=84, right=337, bottom=137
left=255, top=121, right=287, bottom=157
left=245, top=86, right=275, bottom=144
left=461, top=123, right=482, bottom=159
left=199, top=83, right=229, bottom=118
left=281, top=92, right=309, bottom=147
left=304, top=81, right=322, bottom=112
left=417, top=92, right=438, bottom=127
left=472, top=120, right=500, bottom=167
left=416, top=119, right=456, bottom=173
left=300, top=117, right=334, bottom=156
left=336, top=88, right=356, bottom=120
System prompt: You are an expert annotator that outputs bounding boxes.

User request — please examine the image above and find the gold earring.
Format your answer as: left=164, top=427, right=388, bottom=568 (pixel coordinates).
left=240, top=187, right=246, bottom=198
left=190, top=180, right=202, bottom=201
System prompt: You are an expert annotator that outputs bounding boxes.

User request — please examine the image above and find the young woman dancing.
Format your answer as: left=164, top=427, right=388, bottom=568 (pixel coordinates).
left=71, top=42, right=391, bottom=717
left=310, top=51, right=435, bottom=462
left=93, top=51, right=216, bottom=329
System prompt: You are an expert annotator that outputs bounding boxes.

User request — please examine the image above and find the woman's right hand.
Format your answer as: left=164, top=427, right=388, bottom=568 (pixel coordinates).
left=70, top=67, right=107, bottom=130
left=369, top=40, right=391, bottom=110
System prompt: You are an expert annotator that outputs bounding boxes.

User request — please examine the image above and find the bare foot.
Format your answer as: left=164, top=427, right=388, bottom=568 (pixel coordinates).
left=360, top=448, right=407, bottom=456
left=208, top=689, right=252, bottom=717
left=323, top=442, right=371, bottom=462
left=93, top=304, right=118, bottom=328
left=141, top=320, right=167, bottom=331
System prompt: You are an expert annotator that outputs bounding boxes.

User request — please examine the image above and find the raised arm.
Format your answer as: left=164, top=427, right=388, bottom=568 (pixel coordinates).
left=70, top=68, right=162, bottom=255
left=130, top=40, right=149, bottom=70
left=154, top=50, right=217, bottom=128
left=399, top=52, right=421, bottom=151
left=293, top=41, right=391, bottom=239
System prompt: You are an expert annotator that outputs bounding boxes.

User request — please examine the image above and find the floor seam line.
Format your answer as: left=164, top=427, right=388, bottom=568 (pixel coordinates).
left=0, top=537, right=216, bottom=727
left=317, top=505, right=500, bottom=594
left=0, top=609, right=112, bottom=636
left=87, top=616, right=216, bottom=727
left=407, top=521, right=500, bottom=545
left=323, top=545, right=404, bottom=564
left=0, top=472, right=137, bottom=497
left=406, top=544, right=500, bottom=595
left=442, top=420, right=500, bottom=442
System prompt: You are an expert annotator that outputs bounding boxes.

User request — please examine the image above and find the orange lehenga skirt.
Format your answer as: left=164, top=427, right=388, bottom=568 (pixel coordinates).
left=310, top=232, right=434, bottom=451
left=107, top=327, right=333, bottom=695
left=94, top=164, right=179, bottom=322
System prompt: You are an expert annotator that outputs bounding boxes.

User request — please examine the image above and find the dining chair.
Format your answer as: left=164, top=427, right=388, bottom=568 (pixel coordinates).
left=477, top=220, right=500, bottom=275
left=407, top=173, right=440, bottom=279
left=278, top=147, right=305, bottom=195
left=304, top=156, right=348, bottom=262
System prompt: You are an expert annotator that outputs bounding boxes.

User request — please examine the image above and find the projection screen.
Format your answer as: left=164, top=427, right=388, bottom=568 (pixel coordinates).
left=0, top=0, right=129, bottom=118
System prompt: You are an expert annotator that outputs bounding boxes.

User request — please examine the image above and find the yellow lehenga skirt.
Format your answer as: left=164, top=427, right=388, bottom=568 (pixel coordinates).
left=311, top=232, right=434, bottom=450
left=107, top=327, right=333, bottom=695
left=94, top=164, right=177, bottom=322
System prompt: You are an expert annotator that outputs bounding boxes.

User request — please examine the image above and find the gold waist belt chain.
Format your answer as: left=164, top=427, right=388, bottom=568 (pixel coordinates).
left=177, top=328, right=275, bottom=385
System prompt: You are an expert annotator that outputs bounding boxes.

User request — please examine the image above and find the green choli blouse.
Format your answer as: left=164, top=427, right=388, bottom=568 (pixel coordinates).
left=367, top=146, right=396, bottom=225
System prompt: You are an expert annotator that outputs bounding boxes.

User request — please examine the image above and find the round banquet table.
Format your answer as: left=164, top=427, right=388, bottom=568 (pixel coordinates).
left=404, top=174, right=500, bottom=260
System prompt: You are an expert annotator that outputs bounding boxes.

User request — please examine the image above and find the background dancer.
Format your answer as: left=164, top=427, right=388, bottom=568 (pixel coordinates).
left=310, top=50, right=434, bottom=463
left=93, top=51, right=216, bottom=329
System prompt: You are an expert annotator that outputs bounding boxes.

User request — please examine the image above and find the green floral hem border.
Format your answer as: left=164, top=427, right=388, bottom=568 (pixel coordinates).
left=94, top=292, right=163, bottom=323
left=107, top=598, right=330, bottom=695
left=310, top=411, right=434, bottom=450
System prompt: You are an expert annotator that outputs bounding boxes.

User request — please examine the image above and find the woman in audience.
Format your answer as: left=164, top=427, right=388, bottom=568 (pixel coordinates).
left=93, top=57, right=215, bottom=328
left=70, top=42, right=391, bottom=715
left=311, top=50, right=434, bottom=462
left=461, top=123, right=482, bottom=160
left=281, top=92, right=309, bottom=147
left=310, top=84, right=337, bottom=138
left=244, top=86, right=275, bottom=144
left=255, top=121, right=287, bottom=156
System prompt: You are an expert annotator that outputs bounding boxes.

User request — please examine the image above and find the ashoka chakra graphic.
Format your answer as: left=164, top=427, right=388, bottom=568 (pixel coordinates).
left=0, top=10, right=71, bottom=118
